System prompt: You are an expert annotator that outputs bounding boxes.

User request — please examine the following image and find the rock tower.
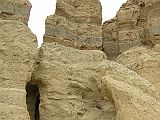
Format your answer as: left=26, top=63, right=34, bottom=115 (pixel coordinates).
left=0, top=0, right=160, bottom=120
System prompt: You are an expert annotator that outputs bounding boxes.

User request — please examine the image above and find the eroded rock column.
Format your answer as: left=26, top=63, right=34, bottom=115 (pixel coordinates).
left=0, top=20, right=38, bottom=120
left=0, top=0, right=31, bottom=25
left=102, top=0, right=160, bottom=59
left=44, top=0, right=103, bottom=50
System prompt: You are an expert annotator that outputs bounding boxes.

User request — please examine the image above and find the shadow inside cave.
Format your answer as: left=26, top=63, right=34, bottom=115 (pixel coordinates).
left=26, top=81, right=40, bottom=120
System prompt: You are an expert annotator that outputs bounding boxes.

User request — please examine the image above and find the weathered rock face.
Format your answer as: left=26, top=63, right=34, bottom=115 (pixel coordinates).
left=44, top=0, right=102, bottom=50
left=0, top=0, right=31, bottom=25
left=116, top=47, right=160, bottom=94
left=1, top=33, right=160, bottom=120
left=102, top=18, right=120, bottom=60
left=1, top=0, right=160, bottom=120
left=0, top=20, right=38, bottom=120
left=55, top=0, right=102, bottom=25
left=103, top=0, right=160, bottom=59
left=32, top=43, right=160, bottom=120
left=153, top=44, right=160, bottom=53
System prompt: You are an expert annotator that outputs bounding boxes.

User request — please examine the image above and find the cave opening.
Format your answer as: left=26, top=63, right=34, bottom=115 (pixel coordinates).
left=26, top=82, right=40, bottom=120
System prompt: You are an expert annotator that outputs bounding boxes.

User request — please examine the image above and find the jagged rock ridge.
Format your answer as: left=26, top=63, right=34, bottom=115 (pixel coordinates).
left=0, top=0, right=160, bottom=120
left=102, top=0, right=160, bottom=59
left=44, top=0, right=103, bottom=50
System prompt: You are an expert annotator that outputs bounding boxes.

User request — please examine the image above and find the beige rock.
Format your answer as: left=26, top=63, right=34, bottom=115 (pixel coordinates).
left=1, top=0, right=160, bottom=120
left=102, top=18, right=120, bottom=59
left=44, top=0, right=102, bottom=50
left=153, top=44, right=160, bottom=53
left=0, top=0, right=31, bottom=25
left=101, top=63, right=160, bottom=120
left=102, top=0, right=160, bottom=59
left=0, top=20, right=38, bottom=120
left=31, top=43, right=160, bottom=120
left=45, top=15, right=102, bottom=50
left=1, top=20, right=160, bottom=119
left=55, top=0, right=102, bottom=25
left=116, top=47, right=160, bottom=94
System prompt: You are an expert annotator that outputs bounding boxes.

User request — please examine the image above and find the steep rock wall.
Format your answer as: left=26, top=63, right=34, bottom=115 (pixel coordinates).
left=44, top=0, right=102, bottom=50
left=103, top=0, right=160, bottom=59
left=1, top=0, right=160, bottom=120
left=32, top=43, right=160, bottom=120
left=0, top=0, right=31, bottom=25
left=0, top=20, right=38, bottom=120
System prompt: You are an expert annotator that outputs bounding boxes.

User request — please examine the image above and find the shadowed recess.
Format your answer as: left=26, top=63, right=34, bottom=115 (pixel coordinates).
left=26, top=82, right=40, bottom=120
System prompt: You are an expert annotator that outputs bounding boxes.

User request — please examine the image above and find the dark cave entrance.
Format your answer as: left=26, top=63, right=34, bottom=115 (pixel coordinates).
left=26, top=82, right=40, bottom=120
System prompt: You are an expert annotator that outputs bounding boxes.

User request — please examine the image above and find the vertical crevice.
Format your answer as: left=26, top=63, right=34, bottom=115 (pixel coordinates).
left=26, top=81, right=40, bottom=120
left=28, top=0, right=57, bottom=48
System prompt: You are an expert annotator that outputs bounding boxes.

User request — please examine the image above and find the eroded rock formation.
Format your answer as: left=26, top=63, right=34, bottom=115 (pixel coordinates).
left=0, top=20, right=38, bottom=120
left=33, top=43, right=160, bottom=120
left=1, top=0, right=160, bottom=120
left=116, top=47, right=160, bottom=94
left=0, top=0, right=31, bottom=25
left=44, top=0, right=102, bottom=50
left=102, top=0, right=160, bottom=59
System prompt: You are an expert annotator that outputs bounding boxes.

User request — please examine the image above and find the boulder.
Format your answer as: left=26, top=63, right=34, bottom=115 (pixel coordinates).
left=116, top=47, right=160, bottom=94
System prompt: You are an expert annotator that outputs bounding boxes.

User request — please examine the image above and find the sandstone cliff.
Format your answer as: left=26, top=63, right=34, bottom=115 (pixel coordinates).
left=33, top=43, right=160, bottom=120
left=103, top=0, right=160, bottom=59
left=1, top=0, right=160, bottom=120
left=44, top=0, right=102, bottom=50
left=0, top=20, right=38, bottom=120
left=0, top=0, right=31, bottom=25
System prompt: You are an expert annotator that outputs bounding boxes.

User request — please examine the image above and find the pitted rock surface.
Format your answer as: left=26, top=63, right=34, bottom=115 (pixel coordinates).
left=1, top=0, right=160, bottom=120
left=44, top=0, right=102, bottom=50
left=33, top=43, right=160, bottom=120
left=102, top=0, right=160, bottom=59
left=0, top=20, right=38, bottom=120
left=0, top=0, right=31, bottom=25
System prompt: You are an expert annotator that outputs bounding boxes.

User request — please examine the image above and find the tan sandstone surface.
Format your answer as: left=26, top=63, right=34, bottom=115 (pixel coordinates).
left=44, top=0, right=102, bottom=50
left=0, top=20, right=38, bottom=120
left=32, top=43, right=160, bottom=120
left=1, top=0, right=160, bottom=120
left=0, top=0, right=31, bottom=25
left=153, top=44, right=160, bottom=53
left=102, top=0, right=160, bottom=59
left=116, top=47, right=160, bottom=94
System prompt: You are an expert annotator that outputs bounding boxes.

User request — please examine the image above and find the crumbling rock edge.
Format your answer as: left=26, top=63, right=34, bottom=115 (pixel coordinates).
left=1, top=0, right=160, bottom=120
left=1, top=20, right=160, bottom=120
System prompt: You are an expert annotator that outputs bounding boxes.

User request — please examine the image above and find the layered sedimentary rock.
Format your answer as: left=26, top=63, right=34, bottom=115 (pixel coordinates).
left=0, top=0, right=31, bottom=25
left=1, top=28, right=160, bottom=119
left=44, top=0, right=102, bottom=50
left=1, top=0, right=160, bottom=120
left=0, top=20, right=38, bottom=120
left=55, top=0, right=102, bottom=25
left=102, top=18, right=120, bottom=59
left=116, top=47, right=160, bottom=93
left=103, top=0, right=160, bottom=59
left=32, top=43, right=160, bottom=120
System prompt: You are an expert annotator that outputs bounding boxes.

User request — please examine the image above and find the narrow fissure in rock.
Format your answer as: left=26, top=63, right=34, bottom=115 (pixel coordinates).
left=26, top=82, right=40, bottom=120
